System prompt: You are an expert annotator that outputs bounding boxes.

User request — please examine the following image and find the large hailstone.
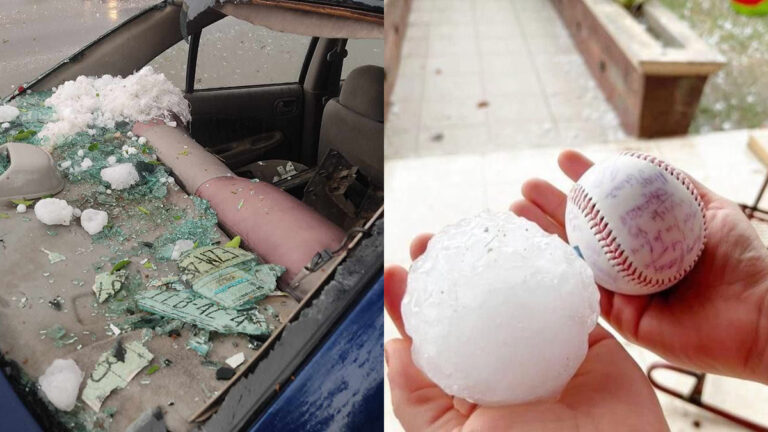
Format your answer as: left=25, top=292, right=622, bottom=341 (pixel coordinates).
left=39, top=358, right=84, bottom=411
left=100, top=163, right=139, bottom=190
left=34, top=198, right=74, bottom=226
left=402, top=211, right=599, bottom=405
left=80, top=208, right=108, bottom=235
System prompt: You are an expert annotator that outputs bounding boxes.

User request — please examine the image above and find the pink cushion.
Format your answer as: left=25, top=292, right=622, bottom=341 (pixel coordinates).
left=196, top=176, right=345, bottom=282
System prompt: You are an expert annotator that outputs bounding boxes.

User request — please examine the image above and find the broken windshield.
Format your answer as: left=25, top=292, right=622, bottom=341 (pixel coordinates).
left=0, top=67, right=295, bottom=431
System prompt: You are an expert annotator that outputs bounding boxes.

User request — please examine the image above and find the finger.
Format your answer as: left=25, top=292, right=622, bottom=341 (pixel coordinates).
left=599, top=289, right=653, bottom=344
left=452, top=397, right=477, bottom=417
left=410, top=233, right=434, bottom=261
left=558, top=150, right=594, bottom=182
left=521, top=178, right=568, bottom=227
left=386, top=339, right=466, bottom=431
left=586, top=323, right=613, bottom=347
left=678, top=168, right=721, bottom=206
left=509, top=199, right=567, bottom=240
left=384, top=265, right=409, bottom=338
left=561, top=325, right=667, bottom=429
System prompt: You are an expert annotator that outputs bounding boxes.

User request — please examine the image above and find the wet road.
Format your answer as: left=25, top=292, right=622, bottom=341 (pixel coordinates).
left=0, top=0, right=158, bottom=94
left=0, top=0, right=383, bottom=95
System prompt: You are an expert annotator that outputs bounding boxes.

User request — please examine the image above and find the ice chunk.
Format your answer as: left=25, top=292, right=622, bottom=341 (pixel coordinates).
left=170, top=239, right=195, bottom=260
left=35, top=198, right=73, bottom=226
left=60, top=160, right=72, bottom=169
left=100, top=163, right=139, bottom=190
left=402, top=211, right=599, bottom=406
left=107, top=155, right=117, bottom=165
left=16, top=204, right=26, bottom=213
left=0, top=105, right=20, bottom=122
left=80, top=208, right=108, bottom=235
left=38, top=359, right=84, bottom=411
left=137, top=136, right=148, bottom=145
left=1, top=122, right=10, bottom=129
left=80, top=158, right=93, bottom=169
left=77, top=149, right=84, bottom=157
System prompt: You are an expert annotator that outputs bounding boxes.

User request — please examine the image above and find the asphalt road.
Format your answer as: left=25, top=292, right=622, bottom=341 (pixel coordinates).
left=0, top=0, right=159, bottom=94
left=0, top=0, right=383, bottom=95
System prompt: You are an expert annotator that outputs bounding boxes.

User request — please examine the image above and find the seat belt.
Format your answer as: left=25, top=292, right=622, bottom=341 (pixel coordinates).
left=323, top=39, right=348, bottom=105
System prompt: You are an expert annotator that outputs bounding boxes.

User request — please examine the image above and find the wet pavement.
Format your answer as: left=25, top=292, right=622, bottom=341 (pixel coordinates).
left=0, top=0, right=158, bottom=94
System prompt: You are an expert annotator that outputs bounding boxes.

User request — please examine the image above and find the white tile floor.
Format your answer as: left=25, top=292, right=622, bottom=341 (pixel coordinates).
left=384, top=0, right=768, bottom=430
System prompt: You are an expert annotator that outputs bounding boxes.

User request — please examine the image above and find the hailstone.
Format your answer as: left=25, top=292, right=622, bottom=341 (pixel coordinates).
left=402, top=211, right=599, bottom=406
left=38, top=358, right=83, bottom=411
left=80, top=209, right=108, bottom=235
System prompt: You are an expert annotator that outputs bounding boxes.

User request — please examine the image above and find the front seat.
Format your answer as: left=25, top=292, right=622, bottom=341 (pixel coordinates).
left=238, top=65, right=384, bottom=188
left=317, top=64, right=384, bottom=187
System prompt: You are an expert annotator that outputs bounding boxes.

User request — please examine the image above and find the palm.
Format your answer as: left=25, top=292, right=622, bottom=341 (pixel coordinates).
left=384, top=235, right=667, bottom=431
left=510, top=150, right=768, bottom=383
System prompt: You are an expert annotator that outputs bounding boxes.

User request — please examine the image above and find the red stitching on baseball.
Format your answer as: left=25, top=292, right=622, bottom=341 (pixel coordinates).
left=569, top=152, right=707, bottom=291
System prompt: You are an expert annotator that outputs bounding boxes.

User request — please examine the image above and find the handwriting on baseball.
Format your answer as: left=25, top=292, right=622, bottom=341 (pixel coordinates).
left=615, top=182, right=702, bottom=275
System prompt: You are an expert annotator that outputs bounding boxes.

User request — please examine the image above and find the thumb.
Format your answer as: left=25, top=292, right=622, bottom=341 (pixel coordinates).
left=386, top=338, right=466, bottom=431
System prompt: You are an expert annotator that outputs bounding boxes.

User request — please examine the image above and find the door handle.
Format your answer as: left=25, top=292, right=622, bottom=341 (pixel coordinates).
left=274, top=98, right=298, bottom=116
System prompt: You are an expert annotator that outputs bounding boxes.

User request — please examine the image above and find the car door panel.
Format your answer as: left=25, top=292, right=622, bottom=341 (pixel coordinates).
left=187, top=84, right=304, bottom=162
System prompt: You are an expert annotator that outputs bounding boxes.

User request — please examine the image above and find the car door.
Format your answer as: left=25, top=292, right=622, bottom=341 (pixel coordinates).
left=184, top=16, right=313, bottom=167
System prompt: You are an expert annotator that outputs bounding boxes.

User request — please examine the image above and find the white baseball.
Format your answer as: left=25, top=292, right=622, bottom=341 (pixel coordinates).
left=565, top=152, right=706, bottom=295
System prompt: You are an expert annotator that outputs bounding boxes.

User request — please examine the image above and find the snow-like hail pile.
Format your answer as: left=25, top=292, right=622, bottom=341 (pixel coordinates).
left=402, top=211, right=600, bottom=406
left=39, top=66, right=190, bottom=143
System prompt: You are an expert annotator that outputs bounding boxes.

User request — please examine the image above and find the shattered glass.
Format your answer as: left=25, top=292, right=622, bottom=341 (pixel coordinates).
left=178, top=245, right=285, bottom=309
left=0, top=69, right=295, bottom=431
left=0, top=151, right=8, bottom=175
left=136, top=289, right=271, bottom=337
left=81, top=340, right=154, bottom=411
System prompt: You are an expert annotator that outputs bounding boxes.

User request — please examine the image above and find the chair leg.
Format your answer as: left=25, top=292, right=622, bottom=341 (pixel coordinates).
left=647, top=363, right=768, bottom=431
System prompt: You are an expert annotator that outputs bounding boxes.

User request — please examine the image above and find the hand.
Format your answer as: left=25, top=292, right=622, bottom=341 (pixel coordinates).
left=384, top=235, right=667, bottom=432
left=510, top=149, right=768, bottom=384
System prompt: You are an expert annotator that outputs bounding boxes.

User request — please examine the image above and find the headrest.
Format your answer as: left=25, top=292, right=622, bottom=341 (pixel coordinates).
left=339, top=65, right=384, bottom=123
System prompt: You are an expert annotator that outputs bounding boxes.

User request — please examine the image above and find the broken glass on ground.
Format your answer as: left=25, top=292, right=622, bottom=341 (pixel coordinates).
left=81, top=340, right=153, bottom=412
left=0, top=150, right=9, bottom=175
left=92, top=271, right=127, bottom=303
left=186, top=329, right=211, bottom=357
left=41, top=248, right=66, bottom=264
left=136, top=289, right=270, bottom=337
left=177, top=245, right=285, bottom=310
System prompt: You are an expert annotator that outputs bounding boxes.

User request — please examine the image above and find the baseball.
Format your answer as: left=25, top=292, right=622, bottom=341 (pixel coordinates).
left=564, top=152, right=706, bottom=295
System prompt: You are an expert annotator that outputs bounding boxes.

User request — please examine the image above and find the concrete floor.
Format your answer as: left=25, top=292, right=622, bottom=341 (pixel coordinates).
left=385, top=0, right=768, bottom=430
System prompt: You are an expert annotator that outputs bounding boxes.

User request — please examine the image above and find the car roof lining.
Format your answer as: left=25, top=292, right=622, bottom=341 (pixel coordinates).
left=217, top=2, right=383, bottom=39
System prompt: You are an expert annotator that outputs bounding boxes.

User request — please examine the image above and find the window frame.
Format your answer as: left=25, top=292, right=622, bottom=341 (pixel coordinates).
left=183, top=24, right=319, bottom=94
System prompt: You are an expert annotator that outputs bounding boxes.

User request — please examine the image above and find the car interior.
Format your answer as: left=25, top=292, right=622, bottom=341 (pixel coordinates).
left=6, top=1, right=383, bottom=430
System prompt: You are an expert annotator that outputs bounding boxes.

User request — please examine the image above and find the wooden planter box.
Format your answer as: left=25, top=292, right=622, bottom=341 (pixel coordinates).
left=551, top=0, right=726, bottom=137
